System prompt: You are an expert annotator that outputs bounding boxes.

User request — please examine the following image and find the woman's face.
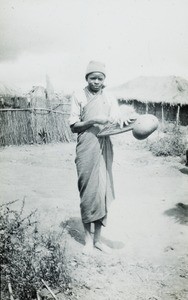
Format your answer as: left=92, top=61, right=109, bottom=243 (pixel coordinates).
left=87, top=72, right=105, bottom=93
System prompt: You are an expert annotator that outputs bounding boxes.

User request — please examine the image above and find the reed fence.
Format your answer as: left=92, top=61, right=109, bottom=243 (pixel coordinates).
left=0, top=106, right=73, bottom=146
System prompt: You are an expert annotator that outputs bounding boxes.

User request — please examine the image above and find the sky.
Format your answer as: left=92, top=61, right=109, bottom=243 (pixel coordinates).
left=0, top=0, right=188, bottom=93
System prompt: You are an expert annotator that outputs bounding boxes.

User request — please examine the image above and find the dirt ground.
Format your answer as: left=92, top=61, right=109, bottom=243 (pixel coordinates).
left=0, top=132, right=188, bottom=300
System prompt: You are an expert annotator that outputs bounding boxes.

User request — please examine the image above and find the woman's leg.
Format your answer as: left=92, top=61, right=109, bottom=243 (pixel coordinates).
left=94, top=221, right=111, bottom=253
left=93, top=220, right=102, bottom=245
left=82, top=222, right=93, bottom=253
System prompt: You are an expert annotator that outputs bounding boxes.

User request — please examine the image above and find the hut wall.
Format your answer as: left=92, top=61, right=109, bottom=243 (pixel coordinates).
left=118, top=99, right=188, bottom=126
left=179, top=105, right=188, bottom=126
left=147, top=103, right=162, bottom=120
left=132, top=100, right=146, bottom=114
left=163, top=104, right=178, bottom=122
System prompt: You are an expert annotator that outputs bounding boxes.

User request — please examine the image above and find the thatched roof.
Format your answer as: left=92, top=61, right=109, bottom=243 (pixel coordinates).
left=28, top=86, right=46, bottom=98
left=0, top=82, right=23, bottom=97
left=110, top=76, right=188, bottom=106
left=27, top=86, right=70, bottom=110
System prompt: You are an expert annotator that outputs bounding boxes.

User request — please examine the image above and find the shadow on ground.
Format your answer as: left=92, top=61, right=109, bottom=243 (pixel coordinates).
left=60, top=217, right=85, bottom=245
left=179, top=167, right=188, bottom=175
left=164, top=203, right=188, bottom=225
left=60, top=217, right=125, bottom=249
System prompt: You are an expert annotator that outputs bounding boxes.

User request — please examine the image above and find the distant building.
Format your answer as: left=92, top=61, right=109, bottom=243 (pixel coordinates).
left=110, top=76, right=188, bottom=126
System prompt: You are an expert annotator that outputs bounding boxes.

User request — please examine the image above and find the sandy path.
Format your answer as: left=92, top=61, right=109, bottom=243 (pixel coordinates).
left=0, top=137, right=188, bottom=300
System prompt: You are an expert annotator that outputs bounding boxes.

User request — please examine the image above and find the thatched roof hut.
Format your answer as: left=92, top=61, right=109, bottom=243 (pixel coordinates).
left=27, top=85, right=71, bottom=112
left=0, top=81, right=27, bottom=108
left=110, top=76, right=188, bottom=125
left=111, top=76, right=188, bottom=106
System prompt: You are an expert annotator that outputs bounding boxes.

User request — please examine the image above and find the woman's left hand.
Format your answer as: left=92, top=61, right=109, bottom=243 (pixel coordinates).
left=118, top=113, right=138, bottom=128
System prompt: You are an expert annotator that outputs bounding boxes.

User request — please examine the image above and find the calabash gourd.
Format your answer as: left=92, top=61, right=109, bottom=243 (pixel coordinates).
left=132, top=114, right=159, bottom=140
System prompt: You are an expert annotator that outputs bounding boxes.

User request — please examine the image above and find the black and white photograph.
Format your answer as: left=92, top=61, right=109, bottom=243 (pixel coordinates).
left=0, top=0, right=188, bottom=299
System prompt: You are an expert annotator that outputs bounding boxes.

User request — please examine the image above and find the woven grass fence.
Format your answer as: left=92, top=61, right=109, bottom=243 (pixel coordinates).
left=0, top=108, right=74, bottom=146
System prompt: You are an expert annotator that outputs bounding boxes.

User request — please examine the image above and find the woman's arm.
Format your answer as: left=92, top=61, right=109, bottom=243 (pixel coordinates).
left=70, top=116, right=111, bottom=133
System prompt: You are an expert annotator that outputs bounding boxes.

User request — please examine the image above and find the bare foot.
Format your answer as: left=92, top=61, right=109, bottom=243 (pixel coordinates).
left=82, top=243, right=94, bottom=255
left=94, top=242, right=112, bottom=254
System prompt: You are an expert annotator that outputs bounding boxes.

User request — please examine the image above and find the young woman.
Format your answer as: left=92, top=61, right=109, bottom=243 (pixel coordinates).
left=69, top=61, right=132, bottom=254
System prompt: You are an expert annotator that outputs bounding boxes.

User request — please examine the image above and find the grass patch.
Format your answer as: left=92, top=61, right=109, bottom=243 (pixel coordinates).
left=147, top=124, right=187, bottom=157
left=0, top=199, right=72, bottom=300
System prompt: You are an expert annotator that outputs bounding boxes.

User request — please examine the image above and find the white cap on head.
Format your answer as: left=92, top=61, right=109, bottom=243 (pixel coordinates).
left=85, top=60, right=106, bottom=78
